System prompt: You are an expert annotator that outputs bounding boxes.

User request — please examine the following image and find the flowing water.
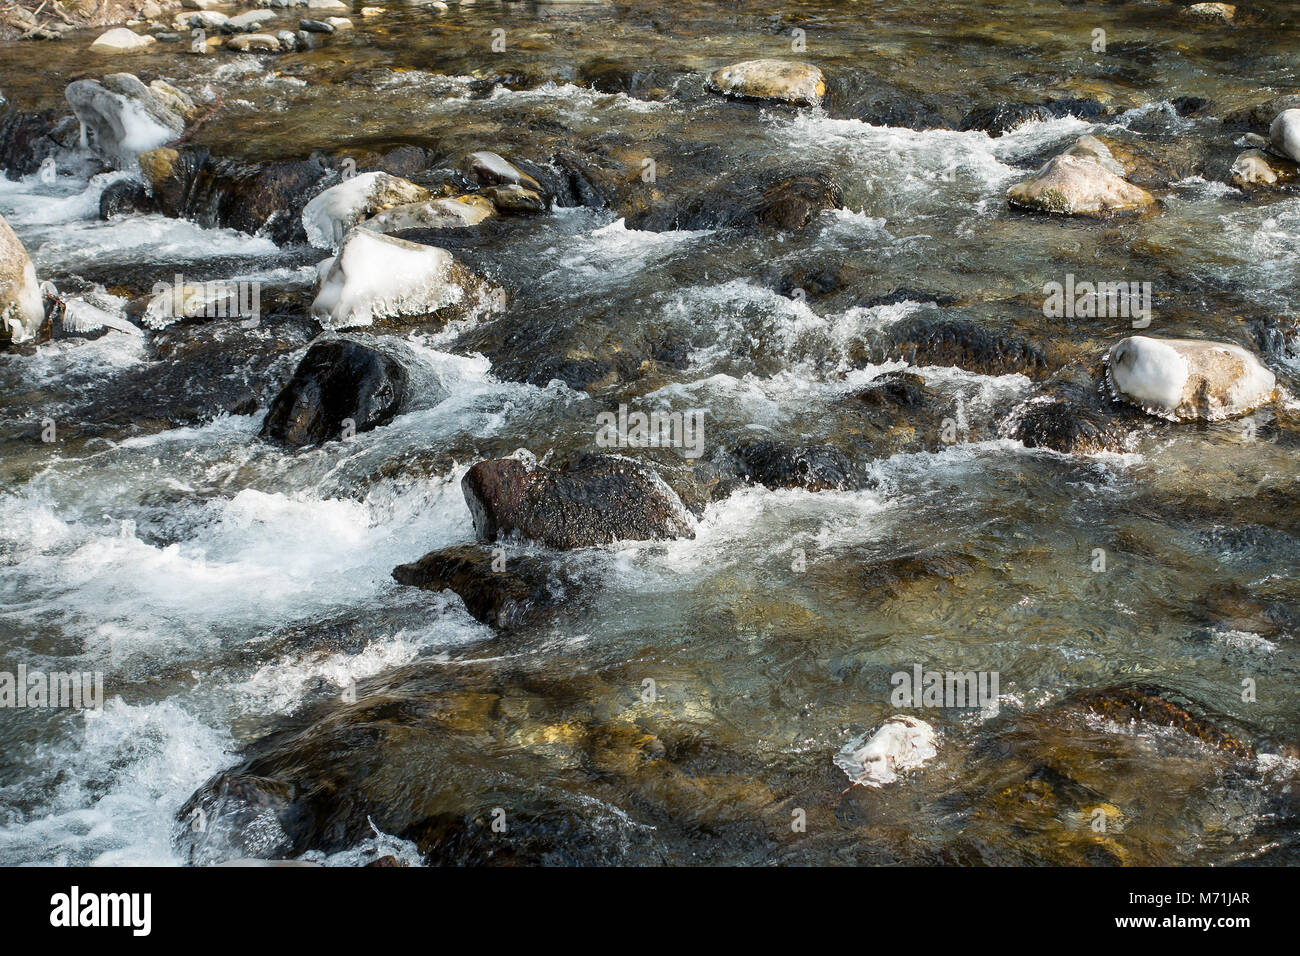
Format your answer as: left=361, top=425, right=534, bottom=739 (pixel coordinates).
left=1, top=0, right=1299, bottom=865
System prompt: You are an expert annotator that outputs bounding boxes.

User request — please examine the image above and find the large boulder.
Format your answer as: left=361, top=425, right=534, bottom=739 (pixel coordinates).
left=0, top=213, right=45, bottom=345
left=64, top=73, right=186, bottom=170
left=706, top=60, right=825, bottom=107
left=723, top=441, right=852, bottom=492
left=1104, top=336, right=1276, bottom=422
left=461, top=455, right=694, bottom=549
left=301, top=171, right=431, bottom=249
left=310, top=229, right=499, bottom=330
left=1007, top=153, right=1156, bottom=217
left=1270, top=109, right=1300, bottom=163
left=392, top=545, right=582, bottom=630
left=259, top=339, right=408, bottom=447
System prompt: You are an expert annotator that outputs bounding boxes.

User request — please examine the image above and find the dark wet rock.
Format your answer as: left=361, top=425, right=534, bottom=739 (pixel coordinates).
left=720, top=440, right=852, bottom=492
left=1001, top=375, right=1134, bottom=455
left=1171, top=96, right=1208, bottom=117
left=823, top=75, right=953, bottom=129
left=775, top=265, right=851, bottom=300
left=140, top=145, right=333, bottom=244
left=98, top=178, right=155, bottom=219
left=462, top=455, right=694, bottom=549
left=392, top=544, right=582, bottom=630
left=259, top=339, right=409, bottom=448
left=298, top=17, right=334, bottom=33
left=627, top=170, right=843, bottom=233
left=852, top=371, right=931, bottom=410
left=960, top=97, right=1107, bottom=136
left=860, top=317, right=1051, bottom=379
left=65, top=73, right=185, bottom=170
left=0, top=108, right=73, bottom=178
left=577, top=58, right=684, bottom=99
left=379, top=145, right=433, bottom=178
left=1223, top=95, right=1300, bottom=134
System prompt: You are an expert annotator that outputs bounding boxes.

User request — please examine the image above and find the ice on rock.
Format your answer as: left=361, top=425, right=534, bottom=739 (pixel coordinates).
left=1270, top=109, right=1300, bottom=163
left=64, top=74, right=186, bottom=171
left=301, top=171, right=430, bottom=249
left=1105, top=335, right=1276, bottom=421
left=835, top=715, right=937, bottom=788
left=311, top=229, right=466, bottom=330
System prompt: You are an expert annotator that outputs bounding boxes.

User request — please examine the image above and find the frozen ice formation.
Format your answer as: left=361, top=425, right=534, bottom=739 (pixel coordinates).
left=834, top=715, right=938, bottom=788
left=1105, top=335, right=1276, bottom=422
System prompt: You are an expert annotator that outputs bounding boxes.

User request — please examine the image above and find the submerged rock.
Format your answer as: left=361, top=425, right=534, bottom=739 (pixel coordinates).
left=462, top=455, right=694, bottom=549
left=392, top=544, right=581, bottom=630
left=301, top=171, right=431, bottom=249
left=1270, top=109, right=1300, bottom=163
left=706, top=59, right=825, bottom=107
left=1007, top=153, right=1156, bottom=217
left=310, top=229, right=499, bottom=330
left=1104, top=335, right=1276, bottom=422
left=259, top=339, right=408, bottom=447
left=64, top=73, right=186, bottom=169
left=0, top=213, right=45, bottom=345
left=835, top=715, right=937, bottom=788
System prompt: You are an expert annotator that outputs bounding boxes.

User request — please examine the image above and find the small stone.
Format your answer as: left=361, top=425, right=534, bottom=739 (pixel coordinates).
left=482, top=183, right=548, bottom=215
left=226, top=33, right=283, bottom=52
left=1182, top=2, right=1235, bottom=22
left=324, top=16, right=352, bottom=29
left=298, top=18, right=335, bottom=33
left=360, top=5, right=383, bottom=14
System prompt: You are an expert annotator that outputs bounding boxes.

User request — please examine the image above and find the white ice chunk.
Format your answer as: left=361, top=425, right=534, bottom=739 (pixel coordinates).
left=835, top=715, right=937, bottom=788
left=310, top=229, right=464, bottom=330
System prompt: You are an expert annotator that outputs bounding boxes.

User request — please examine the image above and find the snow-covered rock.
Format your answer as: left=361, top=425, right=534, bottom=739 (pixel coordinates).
left=834, top=715, right=937, bottom=788
left=310, top=229, right=496, bottom=330
left=0, top=214, right=45, bottom=345
left=301, top=172, right=431, bottom=249
left=64, top=73, right=186, bottom=170
left=1105, top=336, right=1276, bottom=421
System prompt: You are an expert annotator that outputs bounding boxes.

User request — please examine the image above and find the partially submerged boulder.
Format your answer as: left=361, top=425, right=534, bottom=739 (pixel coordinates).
left=0, top=213, right=46, bottom=345
left=64, top=73, right=186, bottom=170
left=1007, top=151, right=1156, bottom=217
left=1231, top=148, right=1298, bottom=188
left=259, top=339, right=408, bottom=447
left=89, top=28, right=157, bottom=53
left=301, top=171, right=431, bottom=249
left=461, top=455, right=695, bottom=549
left=723, top=441, right=852, bottom=492
left=392, top=544, right=581, bottom=630
left=706, top=59, right=825, bottom=108
left=310, top=229, right=500, bottom=330
left=1104, top=336, right=1276, bottom=422
left=1270, top=108, right=1300, bottom=163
